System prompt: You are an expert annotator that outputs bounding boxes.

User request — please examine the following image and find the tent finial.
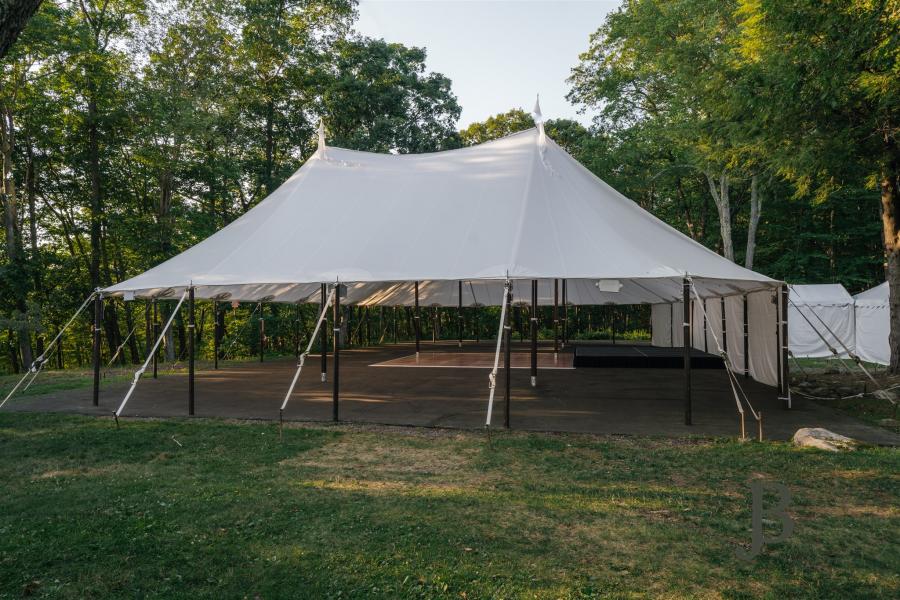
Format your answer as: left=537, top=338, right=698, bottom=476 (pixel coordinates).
left=316, top=119, right=327, bottom=158
left=532, top=94, right=545, bottom=143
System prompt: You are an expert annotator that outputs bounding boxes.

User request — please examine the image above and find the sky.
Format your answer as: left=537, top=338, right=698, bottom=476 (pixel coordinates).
left=354, top=0, right=619, bottom=128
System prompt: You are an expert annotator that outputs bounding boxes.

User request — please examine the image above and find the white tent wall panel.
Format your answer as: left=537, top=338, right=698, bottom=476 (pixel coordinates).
left=725, top=295, right=747, bottom=377
left=650, top=303, right=673, bottom=347
left=788, top=304, right=854, bottom=358
left=854, top=303, right=889, bottom=365
left=747, top=290, right=779, bottom=387
left=650, top=293, right=776, bottom=387
left=703, top=297, right=723, bottom=355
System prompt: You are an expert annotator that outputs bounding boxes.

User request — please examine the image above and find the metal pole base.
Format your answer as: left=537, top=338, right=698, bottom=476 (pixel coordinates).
left=530, top=376, right=536, bottom=387
left=778, top=395, right=791, bottom=409
left=321, top=372, right=327, bottom=383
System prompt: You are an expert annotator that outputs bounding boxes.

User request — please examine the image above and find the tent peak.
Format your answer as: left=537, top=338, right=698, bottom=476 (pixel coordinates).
left=532, top=94, right=546, bottom=144
left=316, top=119, right=327, bottom=159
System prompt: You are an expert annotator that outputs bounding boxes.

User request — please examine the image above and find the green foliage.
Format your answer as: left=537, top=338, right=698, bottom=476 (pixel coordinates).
left=0, top=0, right=461, bottom=374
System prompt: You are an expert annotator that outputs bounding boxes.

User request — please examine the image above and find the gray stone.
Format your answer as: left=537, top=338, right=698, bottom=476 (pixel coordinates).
left=792, top=427, right=859, bottom=451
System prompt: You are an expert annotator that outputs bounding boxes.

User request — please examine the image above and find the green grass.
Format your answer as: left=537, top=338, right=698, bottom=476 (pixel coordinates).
left=0, top=415, right=897, bottom=598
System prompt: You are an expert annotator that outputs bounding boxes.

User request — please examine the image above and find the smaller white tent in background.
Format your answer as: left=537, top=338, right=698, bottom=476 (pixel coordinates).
left=788, top=284, right=855, bottom=358
left=854, top=282, right=889, bottom=365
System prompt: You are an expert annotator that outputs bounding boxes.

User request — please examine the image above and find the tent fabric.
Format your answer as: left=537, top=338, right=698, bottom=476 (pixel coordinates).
left=854, top=282, right=889, bottom=365
left=788, top=284, right=854, bottom=359
left=649, top=289, right=779, bottom=387
left=104, top=128, right=778, bottom=303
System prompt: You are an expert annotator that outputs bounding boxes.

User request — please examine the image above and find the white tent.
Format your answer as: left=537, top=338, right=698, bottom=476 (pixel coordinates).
left=854, top=282, right=890, bottom=365
left=787, top=284, right=855, bottom=359
left=102, top=124, right=787, bottom=419
left=106, top=127, right=776, bottom=302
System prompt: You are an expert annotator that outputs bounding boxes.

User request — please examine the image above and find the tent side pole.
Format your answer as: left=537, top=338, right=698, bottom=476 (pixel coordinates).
left=721, top=297, right=727, bottom=355
left=144, top=300, right=151, bottom=361
left=320, top=283, right=328, bottom=382
left=703, top=299, right=708, bottom=353
left=414, top=281, right=421, bottom=356
left=152, top=299, right=158, bottom=378
left=743, top=294, right=749, bottom=378
left=553, top=279, right=559, bottom=358
left=683, top=278, right=692, bottom=425
left=780, top=284, right=791, bottom=408
left=332, top=284, right=340, bottom=421
left=505, top=286, right=513, bottom=428
left=458, top=281, right=463, bottom=347
left=258, top=302, right=264, bottom=363
left=188, top=287, right=195, bottom=415
left=92, top=292, right=102, bottom=406
left=530, top=280, right=538, bottom=387
left=562, top=279, right=567, bottom=347
left=775, top=291, right=782, bottom=395
left=295, top=303, right=301, bottom=358
left=213, top=301, right=219, bottom=370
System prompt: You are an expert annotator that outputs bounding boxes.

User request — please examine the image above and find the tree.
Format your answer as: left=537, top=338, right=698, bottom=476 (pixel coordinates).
left=322, top=38, right=461, bottom=153
left=568, top=0, right=768, bottom=266
left=732, top=0, right=900, bottom=368
left=459, top=108, right=533, bottom=146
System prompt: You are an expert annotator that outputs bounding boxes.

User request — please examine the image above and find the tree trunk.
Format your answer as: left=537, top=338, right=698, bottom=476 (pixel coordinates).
left=705, top=170, right=734, bottom=261
left=0, top=0, right=44, bottom=59
left=881, top=151, right=900, bottom=373
left=87, top=95, right=102, bottom=290
left=1, top=106, right=33, bottom=368
left=745, top=173, right=762, bottom=270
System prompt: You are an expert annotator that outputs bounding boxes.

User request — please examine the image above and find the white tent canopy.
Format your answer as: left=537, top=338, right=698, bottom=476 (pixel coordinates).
left=788, top=284, right=855, bottom=359
left=105, top=128, right=777, bottom=303
left=854, top=282, right=890, bottom=365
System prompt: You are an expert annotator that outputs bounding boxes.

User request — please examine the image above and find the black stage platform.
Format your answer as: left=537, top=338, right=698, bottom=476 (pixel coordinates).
left=572, top=343, right=724, bottom=369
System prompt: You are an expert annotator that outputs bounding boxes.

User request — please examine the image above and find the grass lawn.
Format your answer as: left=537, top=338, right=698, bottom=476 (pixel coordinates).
left=0, top=414, right=897, bottom=599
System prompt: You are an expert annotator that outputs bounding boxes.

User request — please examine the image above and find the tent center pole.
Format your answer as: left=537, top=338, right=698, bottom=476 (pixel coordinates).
left=683, top=278, right=692, bottom=426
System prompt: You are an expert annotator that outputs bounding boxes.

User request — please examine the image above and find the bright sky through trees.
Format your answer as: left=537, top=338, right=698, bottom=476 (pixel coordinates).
left=355, top=0, right=617, bottom=127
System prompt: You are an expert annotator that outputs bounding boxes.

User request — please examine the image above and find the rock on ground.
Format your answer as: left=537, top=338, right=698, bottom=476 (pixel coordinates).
left=792, top=427, right=859, bottom=451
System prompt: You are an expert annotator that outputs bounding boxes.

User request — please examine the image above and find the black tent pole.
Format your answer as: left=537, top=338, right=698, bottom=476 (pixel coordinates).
left=780, top=284, right=790, bottom=408
left=258, top=302, right=264, bottom=363
left=561, top=279, right=568, bottom=347
left=320, top=283, right=328, bottom=382
left=743, top=294, right=749, bottom=378
left=721, top=297, right=727, bottom=356
left=553, top=279, right=559, bottom=358
left=531, top=279, right=538, bottom=387
left=144, top=299, right=151, bottom=362
left=414, top=281, right=421, bottom=356
left=188, top=287, right=195, bottom=415
left=332, top=283, right=340, bottom=421
left=295, top=303, right=301, bottom=358
left=213, top=301, right=219, bottom=370
left=458, top=281, right=463, bottom=347
left=92, top=292, right=102, bottom=406
left=504, top=286, right=513, bottom=428
left=683, top=278, right=692, bottom=425
left=152, top=298, right=159, bottom=379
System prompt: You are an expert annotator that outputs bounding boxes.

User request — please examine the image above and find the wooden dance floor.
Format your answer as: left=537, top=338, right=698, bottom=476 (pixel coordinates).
left=371, top=351, right=574, bottom=369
